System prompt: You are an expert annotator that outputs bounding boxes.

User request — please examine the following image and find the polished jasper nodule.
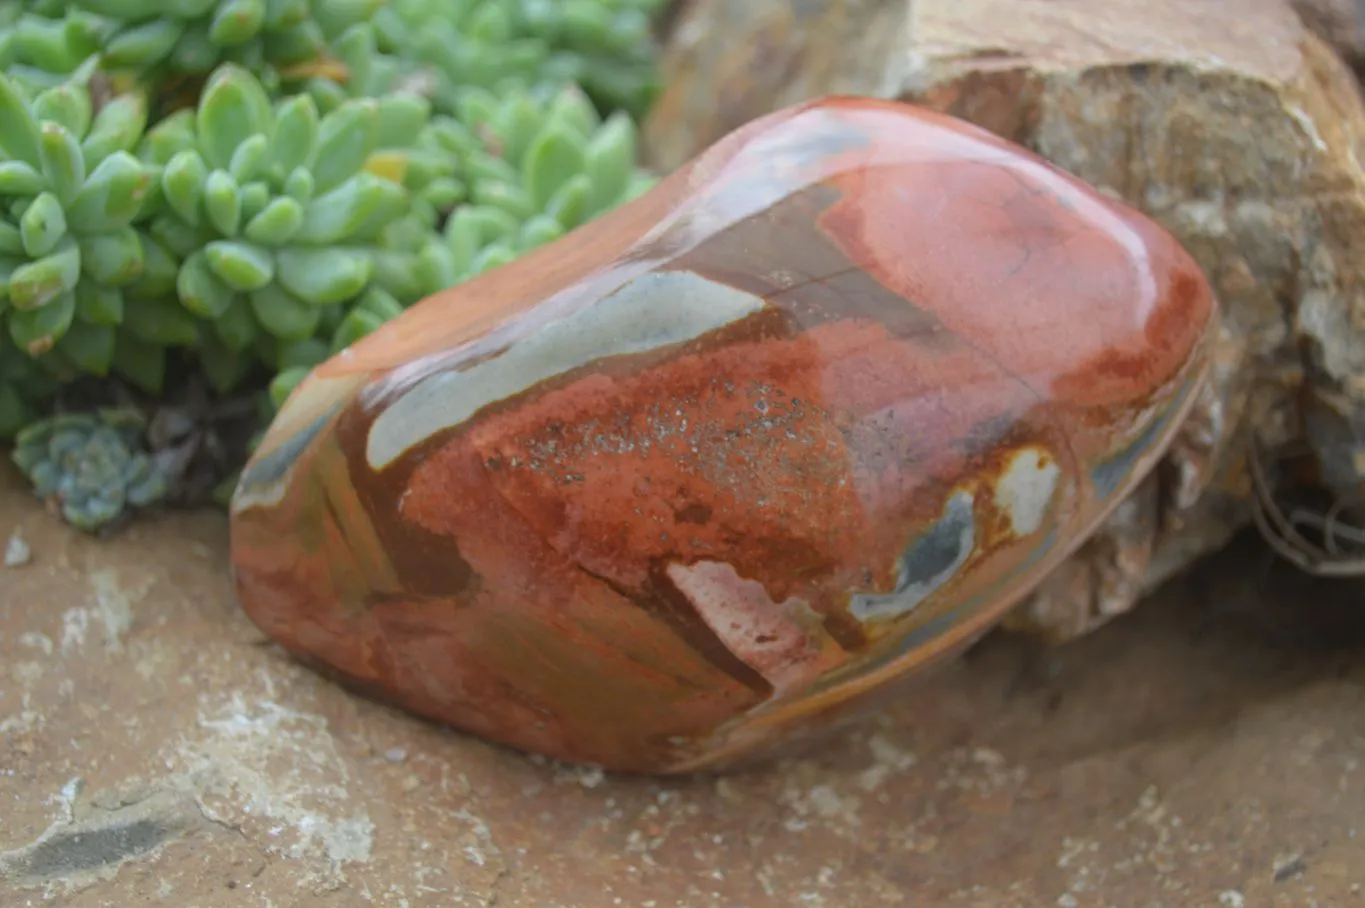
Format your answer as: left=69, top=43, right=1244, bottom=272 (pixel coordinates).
left=228, top=96, right=1217, bottom=774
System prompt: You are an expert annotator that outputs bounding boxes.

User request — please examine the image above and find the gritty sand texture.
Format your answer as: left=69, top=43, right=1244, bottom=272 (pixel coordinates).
left=1, top=465, right=1363, bottom=906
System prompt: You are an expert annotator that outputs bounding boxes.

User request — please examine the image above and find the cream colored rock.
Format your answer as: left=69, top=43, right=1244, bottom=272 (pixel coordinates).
left=646, top=0, right=1365, bottom=641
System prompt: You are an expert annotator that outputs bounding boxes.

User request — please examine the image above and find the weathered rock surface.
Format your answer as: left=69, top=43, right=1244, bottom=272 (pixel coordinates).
left=3, top=466, right=1365, bottom=905
left=1294, top=0, right=1365, bottom=71
left=647, top=0, right=1365, bottom=641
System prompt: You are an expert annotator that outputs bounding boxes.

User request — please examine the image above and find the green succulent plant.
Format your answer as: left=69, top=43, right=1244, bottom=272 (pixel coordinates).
left=300, top=20, right=420, bottom=114
left=0, top=0, right=672, bottom=536
left=353, top=0, right=667, bottom=120
left=10, top=407, right=168, bottom=531
left=0, top=65, right=199, bottom=390
left=69, top=0, right=371, bottom=82
left=430, top=82, right=655, bottom=278
left=258, top=81, right=657, bottom=413
left=505, top=0, right=669, bottom=118
left=133, top=63, right=444, bottom=393
left=0, top=339, right=60, bottom=437
left=0, top=3, right=105, bottom=92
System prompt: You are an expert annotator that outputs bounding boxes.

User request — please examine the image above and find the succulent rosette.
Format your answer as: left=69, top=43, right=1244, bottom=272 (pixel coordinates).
left=10, top=408, right=168, bottom=531
left=0, top=1, right=104, bottom=91
left=0, top=65, right=199, bottom=393
left=369, top=0, right=668, bottom=119
left=430, top=83, right=654, bottom=278
left=72, top=0, right=348, bottom=79
left=133, top=63, right=445, bottom=393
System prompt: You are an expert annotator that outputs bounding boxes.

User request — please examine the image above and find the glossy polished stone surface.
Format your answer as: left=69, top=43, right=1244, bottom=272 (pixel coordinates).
left=228, top=96, right=1217, bottom=774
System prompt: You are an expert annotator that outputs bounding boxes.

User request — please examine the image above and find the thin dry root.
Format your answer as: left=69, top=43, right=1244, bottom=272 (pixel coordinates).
left=1249, top=438, right=1365, bottom=578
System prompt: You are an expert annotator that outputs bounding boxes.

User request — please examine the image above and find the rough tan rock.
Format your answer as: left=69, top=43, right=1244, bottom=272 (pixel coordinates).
left=1294, top=0, right=1365, bottom=69
left=645, top=0, right=1365, bottom=641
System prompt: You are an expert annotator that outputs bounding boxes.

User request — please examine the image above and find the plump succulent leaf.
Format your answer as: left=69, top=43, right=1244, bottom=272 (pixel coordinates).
left=32, top=82, right=94, bottom=142
left=0, top=71, right=43, bottom=169
left=249, top=282, right=318, bottom=338
left=523, top=119, right=587, bottom=211
left=66, top=151, right=152, bottom=233
left=176, top=248, right=235, bottom=318
left=311, top=98, right=379, bottom=193
left=78, top=227, right=145, bottom=285
left=584, top=110, right=636, bottom=214
left=39, top=121, right=86, bottom=207
left=265, top=94, right=319, bottom=179
left=197, top=64, right=273, bottom=170
left=9, top=286, right=75, bottom=353
left=20, top=191, right=67, bottom=258
left=275, top=245, right=370, bottom=305
left=82, top=93, right=149, bottom=169
left=9, top=240, right=80, bottom=310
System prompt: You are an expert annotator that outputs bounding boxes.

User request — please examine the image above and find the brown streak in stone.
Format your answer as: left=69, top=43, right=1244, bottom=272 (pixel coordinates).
left=334, top=408, right=479, bottom=600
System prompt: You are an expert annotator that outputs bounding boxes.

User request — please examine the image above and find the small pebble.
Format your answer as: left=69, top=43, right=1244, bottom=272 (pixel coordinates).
left=4, top=531, right=31, bottom=567
left=1273, top=853, right=1307, bottom=882
left=384, top=747, right=407, bottom=763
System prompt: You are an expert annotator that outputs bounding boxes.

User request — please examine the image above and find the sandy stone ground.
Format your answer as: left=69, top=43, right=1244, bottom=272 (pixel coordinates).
left=1, top=464, right=1362, bottom=907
